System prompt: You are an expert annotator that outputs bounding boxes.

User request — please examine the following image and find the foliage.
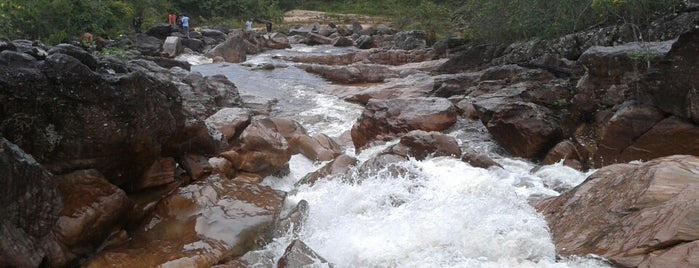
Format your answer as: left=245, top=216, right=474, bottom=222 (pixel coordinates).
left=0, top=0, right=686, bottom=45
left=456, top=0, right=682, bottom=43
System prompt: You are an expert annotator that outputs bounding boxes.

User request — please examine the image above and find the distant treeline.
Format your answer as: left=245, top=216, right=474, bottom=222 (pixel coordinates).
left=0, top=0, right=683, bottom=44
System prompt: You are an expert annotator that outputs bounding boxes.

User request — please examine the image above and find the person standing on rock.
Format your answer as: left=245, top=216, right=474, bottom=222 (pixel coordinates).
left=168, top=12, right=176, bottom=25
left=180, top=14, right=190, bottom=38
left=245, top=19, right=253, bottom=32
left=132, top=16, right=142, bottom=33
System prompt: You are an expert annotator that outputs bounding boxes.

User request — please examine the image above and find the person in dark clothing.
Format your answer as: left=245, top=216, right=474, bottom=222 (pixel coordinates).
left=265, top=21, right=272, bottom=33
left=133, top=16, right=142, bottom=33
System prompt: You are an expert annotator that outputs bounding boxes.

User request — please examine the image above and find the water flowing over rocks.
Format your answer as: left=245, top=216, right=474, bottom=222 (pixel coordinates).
left=2, top=5, right=699, bottom=267
left=351, top=97, right=458, bottom=151
left=85, top=174, right=285, bottom=267
left=535, top=155, right=699, bottom=267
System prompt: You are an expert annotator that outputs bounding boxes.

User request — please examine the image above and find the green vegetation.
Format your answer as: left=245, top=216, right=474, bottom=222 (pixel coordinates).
left=0, top=0, right=684, bottom=45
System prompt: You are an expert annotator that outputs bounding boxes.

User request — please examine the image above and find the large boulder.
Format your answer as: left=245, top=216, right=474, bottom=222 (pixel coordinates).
left=219, top=118, right=293, bottom=177
left=162, top=36, right=184, bottom=57
left=382, top=130, right=462, bottom=160
left=85, top=175, right=285, bottom=267
left=351, top=97, right=458, bottom=151
left=0, top=138, right=61, bottom=268
left=0, top=51, right=189, bottom=186
left=332, top=73, right=434, bottom=105
left=535, top=155, right=699, bottom=267
left=52, top=169, right=130, bottom=266
left=477, top=101, right=562, bottom=159
left=639, top=28, right=699, bottom=124
left=129, top=33, right=164, bottom=56
left=205, top=36, right=247, bottom=63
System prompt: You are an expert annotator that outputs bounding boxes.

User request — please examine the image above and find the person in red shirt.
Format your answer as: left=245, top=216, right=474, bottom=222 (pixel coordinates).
left=168, top=13, right=176, bottom=25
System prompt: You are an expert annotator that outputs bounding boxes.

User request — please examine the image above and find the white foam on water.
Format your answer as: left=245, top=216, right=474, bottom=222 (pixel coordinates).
left=175, top=53, right=213, bottom=65
left=260, top=157, right=611, bottom=268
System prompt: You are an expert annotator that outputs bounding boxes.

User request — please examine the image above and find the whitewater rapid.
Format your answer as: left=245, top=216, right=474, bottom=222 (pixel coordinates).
left=189, top=45, right=611, bottom=268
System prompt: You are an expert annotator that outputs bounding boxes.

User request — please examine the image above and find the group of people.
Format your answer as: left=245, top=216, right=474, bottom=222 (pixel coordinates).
left=130, top=12, right=274, bottom=39
left=245, top=18, right=273, bottom=34
left=168, top=13, right=190, bottom=38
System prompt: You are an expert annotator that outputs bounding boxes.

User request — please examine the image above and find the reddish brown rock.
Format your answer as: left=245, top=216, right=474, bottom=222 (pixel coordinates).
left=460, top=151, right=502, bottom=169
left=278, top=240, right=334, bottom=268
left=351, top=97, right=458, bottom=151
left=53, top=169, right=130, bottom=264
left=290, top=133, right=343, bottom=162
left=638, top=240, right=699, bottom=268
left=180, top=154, right=213, bottom=181
left=219, top=118, right=293, bottom=177
left=480, top=101, right=562, bottom=158
left=535, top=155, right=699, bottom=267
left=367, top=49, right=436, bottom=66
left=205, top=108, right=252, bottom=143
left=384, top=130, right=461, bottom=160
left=334, top=74, right=434, bottom=105
left=134, top=157, right=176, bottom=190
left=594, top=101, right=699, bottom=167
left=281, top=50, right=370, bottom=65
left=85, top=175, right=286, bottom=267
left=297, top=154, right=359, bottom=186
left=296, top=63, right=399, bottom=84
left=542, top=140, right=590, bottom=170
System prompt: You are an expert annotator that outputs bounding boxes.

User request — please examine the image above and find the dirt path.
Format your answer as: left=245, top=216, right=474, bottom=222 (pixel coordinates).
left=283, top=9, right=391, bottom=27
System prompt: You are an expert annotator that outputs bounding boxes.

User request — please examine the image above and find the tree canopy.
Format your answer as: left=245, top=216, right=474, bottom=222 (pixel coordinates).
left=0, top=0, right=684, bottom=45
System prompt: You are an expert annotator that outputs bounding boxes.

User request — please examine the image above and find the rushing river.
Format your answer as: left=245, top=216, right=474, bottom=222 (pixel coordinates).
left=189, top=45, right=611, bottom=268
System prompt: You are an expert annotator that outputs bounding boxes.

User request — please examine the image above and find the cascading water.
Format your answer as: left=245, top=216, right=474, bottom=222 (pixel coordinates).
left=191, top=45, right=611, bottom=267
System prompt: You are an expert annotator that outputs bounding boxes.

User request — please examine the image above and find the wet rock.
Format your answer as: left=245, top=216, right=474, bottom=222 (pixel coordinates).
left=178, top=72, right=244, bottom=121
left=478, top=101, right=562, bottom=159
left=383, top=130, right=461, bottom=160
left=86, top=175, right=286, bottom=267
left=205, top=36, right=247, bottom=63
left=205, top=107, right=253, bottom=143
left=460, top=150, right=502, bottom=169
left=535, top=155, right=699, bottom=267
left=274, top=200, right=309, bottom=238
left=542, top=140, right=590, bottom=170
left=219, top=118, right=293, bottom=177
left=278, top=240, right=334, bottom=268
left=134, top=157, right=177, bottom=190
left=297, top=154, right=359, bottom=186
left=180, top=154, right=213, bottom=182
left=290, top=133, right=343, bottom=162
left=53, top=169, right=130, bottom=264
left=0, top=138, right=61, bottom=268
left=296, top=63, right=399, bottom=84
left=351, top=97, right=458, bottom=151
left=638, top=240, right=699, bottom=268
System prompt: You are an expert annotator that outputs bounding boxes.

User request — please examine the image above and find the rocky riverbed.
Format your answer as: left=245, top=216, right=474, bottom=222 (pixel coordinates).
left=1, top=6, right=699, bottom=268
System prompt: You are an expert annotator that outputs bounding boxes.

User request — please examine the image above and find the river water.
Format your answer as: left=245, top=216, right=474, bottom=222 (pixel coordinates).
left=188, top=45, right=611, bottom=268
